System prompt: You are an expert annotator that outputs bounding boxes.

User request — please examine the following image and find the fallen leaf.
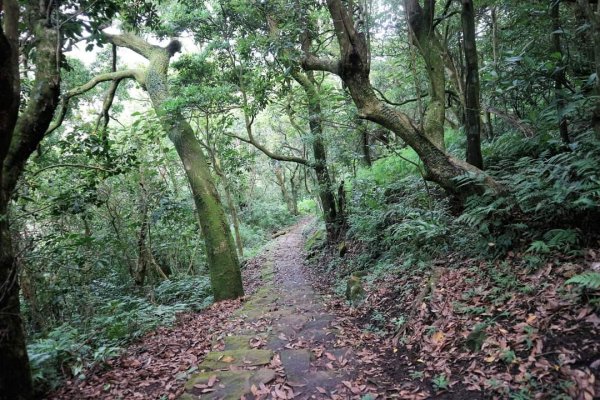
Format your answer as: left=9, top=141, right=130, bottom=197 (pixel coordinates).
left=207, top=375, right=217, bottom=387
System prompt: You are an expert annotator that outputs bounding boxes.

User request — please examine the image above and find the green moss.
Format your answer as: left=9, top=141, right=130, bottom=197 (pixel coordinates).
left=183, top=369, right=276, bottom=399
left=304, top=229, right=325, bottom=252
left=198, top=349, right=273, bottom=371
left=222, top=335, right=254, bottom=350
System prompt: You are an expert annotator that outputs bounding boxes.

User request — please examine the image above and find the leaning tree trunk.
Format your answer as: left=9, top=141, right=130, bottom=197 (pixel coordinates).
left=302, top=0, right=503, bottom=198
left=1, top=1, right=61, bottom=397
left=460, top=0, right=484, bottom=168
left=108, top=33, right=243, bottom=300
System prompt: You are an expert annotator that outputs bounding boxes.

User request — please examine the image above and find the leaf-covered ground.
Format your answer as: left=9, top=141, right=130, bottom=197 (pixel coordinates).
left=310, top=243, right=600, bottom=399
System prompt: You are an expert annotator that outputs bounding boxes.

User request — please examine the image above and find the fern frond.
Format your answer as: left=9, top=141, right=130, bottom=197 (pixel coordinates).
left=565, top=272, right=600, bottom=289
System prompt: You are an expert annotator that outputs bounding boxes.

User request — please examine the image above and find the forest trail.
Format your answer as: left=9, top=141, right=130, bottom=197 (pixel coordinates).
left=50, top=217, right=398, bottom=400
left=180, top=218, right=361, bottom=399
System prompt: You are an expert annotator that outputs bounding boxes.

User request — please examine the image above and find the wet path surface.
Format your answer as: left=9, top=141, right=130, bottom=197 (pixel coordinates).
left=181, top=219, right=355, bottom=399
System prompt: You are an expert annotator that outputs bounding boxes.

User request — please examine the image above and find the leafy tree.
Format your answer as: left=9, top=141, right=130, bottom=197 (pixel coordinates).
left=302, top=0, right=503, bottom=198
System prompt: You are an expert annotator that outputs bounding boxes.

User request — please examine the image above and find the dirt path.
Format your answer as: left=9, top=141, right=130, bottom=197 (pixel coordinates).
left=181, top=219, right=364, bottom=399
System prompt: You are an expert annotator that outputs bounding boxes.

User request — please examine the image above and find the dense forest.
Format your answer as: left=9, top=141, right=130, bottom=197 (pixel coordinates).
left=1, top=0, right=599, bottom=399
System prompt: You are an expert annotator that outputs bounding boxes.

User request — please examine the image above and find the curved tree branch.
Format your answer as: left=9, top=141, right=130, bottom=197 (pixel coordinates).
left=301, top=53, right=341, bottom=75
left=45, top=69, right=142, bottom=135
left=224, top=131, right=312, bottom=167
left=103, top=32, right=162, bottom=59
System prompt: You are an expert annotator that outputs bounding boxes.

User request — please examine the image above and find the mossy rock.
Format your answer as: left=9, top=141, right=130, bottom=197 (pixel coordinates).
left=304, top=228, right=325, bottom=252
left=222, top=335, right=254, bottom=350
left=338, top=241, right=348, bottom=257
left=345, top=274, right=366, bottom=305
left=198, top=349, right=273, bottom=371
left=183, top=368, right=276, bottom=399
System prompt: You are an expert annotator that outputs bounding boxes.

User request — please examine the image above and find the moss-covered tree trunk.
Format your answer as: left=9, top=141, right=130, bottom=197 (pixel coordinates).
left=460, top=0, right=484, bottom=168
left=1, top=1, right=61, bottom=397
left=107, top=33, right=243, bottom=300
left=577, top=0, right=600, bottom=135
left=405, top=0, right=446, bottom=150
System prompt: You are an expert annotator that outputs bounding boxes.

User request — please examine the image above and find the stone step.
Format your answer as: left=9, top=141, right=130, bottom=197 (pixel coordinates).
left=198, top=349, right=273, bottom=371
left=211, top=335, right=259, bottom=351
left=181, top=368, right=276, bottom=399
left=280, top=349, right=311, bottom=385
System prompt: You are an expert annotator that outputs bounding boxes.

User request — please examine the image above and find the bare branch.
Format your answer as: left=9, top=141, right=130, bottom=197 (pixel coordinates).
left=224, top=131, right=312, bottom=167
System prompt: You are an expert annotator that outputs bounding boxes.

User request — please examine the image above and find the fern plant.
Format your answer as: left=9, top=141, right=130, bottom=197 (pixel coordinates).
left=566, top=271, right=600, bottom=290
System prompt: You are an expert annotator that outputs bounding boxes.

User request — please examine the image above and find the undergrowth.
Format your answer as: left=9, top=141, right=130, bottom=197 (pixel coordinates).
left=311, top=128, right=600, bottom=399
left=27, top=275, right=212, bottom=395
left=345, top=128, right=600, bottom=273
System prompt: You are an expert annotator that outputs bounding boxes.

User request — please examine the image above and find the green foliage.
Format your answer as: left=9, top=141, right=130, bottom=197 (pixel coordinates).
left=459, top=130, right=600, bottom=254
left=347, top=155, right=477, bottom=262
left=431, top=374, right=450, bottom=391
left=565, top=272, right=600, bottom=290
left=240, top=199, right=296, bottom=235
left=27, top=276, right=211, bottom=394
left=298, top=198, right=317, bottom=214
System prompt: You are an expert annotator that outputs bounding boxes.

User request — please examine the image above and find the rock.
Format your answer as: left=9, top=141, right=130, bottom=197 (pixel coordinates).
left=280, top=349, right=311, bottom=385
left=198, top=349, right=273, bottom=371
left=183, top=368, right=276, bottom=399
left=338, top=241, right=348, bottom=257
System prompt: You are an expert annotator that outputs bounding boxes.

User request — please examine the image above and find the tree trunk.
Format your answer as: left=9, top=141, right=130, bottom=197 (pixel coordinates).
left=134, top=182, right=150, bottom=286
left=274, top=163, right=295, bottom=215
left=107, top=33, right=243, bottom=300
left=358, top=119, right=372, bottom=166
left=1, top=1, right=62, bottom=396
left=577, top=0, right=600, bottom=134
left=293, top=71, right=340, bottom=238
left=483, top=110, right=494, bottom=140
left=405, top=0, right=446, bottom=150
left=461, top=0, right=484, bottom=169
left=162, top=118, right=243, bottom=300
left=220, top=173, right=244, bottom=258
left=551, top=1, right=571, bottom=144
left=289, top=171, right=300, bottom=215
left=0, top=204, right=33, bottom=400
